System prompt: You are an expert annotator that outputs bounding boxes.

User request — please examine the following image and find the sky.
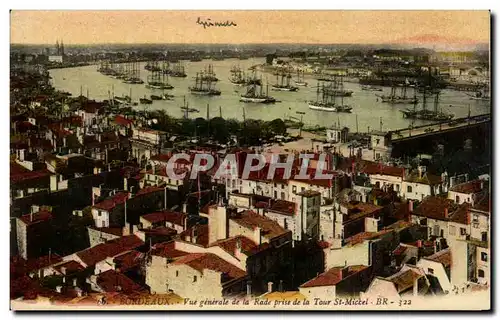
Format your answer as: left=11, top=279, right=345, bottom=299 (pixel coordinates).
left=10, top=10, right=490, bottom=45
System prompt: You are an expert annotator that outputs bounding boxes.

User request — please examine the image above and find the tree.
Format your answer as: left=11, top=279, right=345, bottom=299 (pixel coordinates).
left=209, top=117, right=229, bottom=143
left=268, top=118, right=287, bottom=136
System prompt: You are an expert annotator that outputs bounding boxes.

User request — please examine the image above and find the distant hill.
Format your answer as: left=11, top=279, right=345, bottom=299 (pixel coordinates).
left=391, top=34, right=489, bottom=52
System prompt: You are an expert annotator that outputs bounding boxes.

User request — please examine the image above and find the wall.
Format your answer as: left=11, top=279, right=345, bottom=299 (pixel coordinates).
left=448, top=191, right=474, bottom=206
left=299, top=285, right=336, bottom=300
left=417, top=259, right=452, bottom=293
left=324, top=243, right=370, bottom=270
left=402, top=181, right=433, bottom=201
left=87, top=227, right=120, bottom=248
left=361, top=278, right=400, bottom=301
left=476, top=246, right=489, bottom=286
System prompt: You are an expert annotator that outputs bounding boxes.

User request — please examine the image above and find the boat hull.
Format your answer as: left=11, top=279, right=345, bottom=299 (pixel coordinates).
left=271, top=86, right=299, bottom=92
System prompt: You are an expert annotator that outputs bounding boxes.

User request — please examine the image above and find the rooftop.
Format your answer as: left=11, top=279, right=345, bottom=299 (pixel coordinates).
left=76, top=235, right=144, bottom=267
left=18, top=210, right=53, bottom=226
left=209, top=236, right=258, bottom=257
left=423, top=248, right=451, bottom=268
left=141, top=210, right=187, bottom=226
left=93, top=192, right=130, bottom=212
left=151, top=241, right=189, bottom=259
left=300, top=265, right=369, bottom=288
left=171, top=253, right=246, bottom=283
left=231, top=210, right=289, bottom=241
left=361, top=162, right=405, bottom=178
left=96, top=270, right=144, bottom=294
left=450, top=179, right=485, bottom=194
left=386, top=268, right=423, bottom=294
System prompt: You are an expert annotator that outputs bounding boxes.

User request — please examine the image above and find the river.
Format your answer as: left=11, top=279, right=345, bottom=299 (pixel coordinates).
left=49, top=58, right=490, bottom=132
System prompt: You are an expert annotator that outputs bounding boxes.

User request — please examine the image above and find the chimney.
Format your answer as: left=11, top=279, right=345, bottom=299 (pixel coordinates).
left=417, top=240, right=423, bottom=248
left=408, top=200, right=413, bottom=213
left=413, top=277, right=419, bottom=296
left=433, top=240, right=438, bottom=253
left=267, top=281, right=273, bottom=293
left=246, top=281, right=252, bottom=297
left=235, top=238, right=242, bottom=257
left=467, top=209, right=471, bottom=225
left=341, top=266, right=349, bottom=279
left=253, top=227, right=262, bottom=245
left=444, top=207, right=448, bottom=219
left=418, top=166, right=423, bottom=179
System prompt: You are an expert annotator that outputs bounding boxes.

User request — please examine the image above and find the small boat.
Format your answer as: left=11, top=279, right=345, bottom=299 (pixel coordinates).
left=361, top=85, right=383, bottom=92
left=140, top=96, right=153, bottom=104
left=150, top=95, right=162, bottom=100
left=180, top=106, right=199, bottom=113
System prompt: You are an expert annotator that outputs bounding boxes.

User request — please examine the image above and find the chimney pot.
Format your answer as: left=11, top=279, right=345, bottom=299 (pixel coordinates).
left=444, top=207, right=449, bottom=219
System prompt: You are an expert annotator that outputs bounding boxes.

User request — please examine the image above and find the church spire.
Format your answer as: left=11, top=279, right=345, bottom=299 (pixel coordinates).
left=56, top=40, right=59, bottom=55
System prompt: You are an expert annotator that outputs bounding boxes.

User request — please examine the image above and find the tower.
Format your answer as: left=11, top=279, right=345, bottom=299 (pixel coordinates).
left=56, top=40, right=60, bottom=55
left=60, top=40, right=65, bottom=56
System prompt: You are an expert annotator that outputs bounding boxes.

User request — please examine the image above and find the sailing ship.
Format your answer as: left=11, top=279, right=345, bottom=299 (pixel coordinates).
left=201, top=65, right=219, bottom=82
left=146, top=69, right=174, bottom=90
left=240, top=80, right=276, bottom=104
left=308, top=81, right=352, bottom=113
left=246, top=70, right=262, bottom=86
left=272, top=71, right=298, bottom=92
left=378, top=81, right=418, bottom=104
left=361, top=85, right=383, bottom=92
left=323, top=76, right=353, bottom=97
left=229, top=66, right=247, bottom=86
left=189, top=73, right=221, bottom=96
left=295, top=70, right=308, bottom=87
left=169, top=62, right=187, bottom=78
left=123, top=61, right=144, bottom=84
left=401, top=89, right=453, bottom=121
left=145, top=61, right=162, bottom=72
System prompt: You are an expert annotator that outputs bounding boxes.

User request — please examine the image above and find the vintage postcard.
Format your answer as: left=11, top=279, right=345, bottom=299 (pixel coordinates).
left=9, top=10, right=491, bottom=311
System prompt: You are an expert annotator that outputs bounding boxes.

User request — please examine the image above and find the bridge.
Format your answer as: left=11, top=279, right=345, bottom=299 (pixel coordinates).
left=390, top=114, right=491, bottom=142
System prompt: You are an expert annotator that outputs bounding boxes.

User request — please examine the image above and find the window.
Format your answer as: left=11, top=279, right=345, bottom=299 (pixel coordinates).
left=274, top=183, right=277, bottom=187
left=473, top=215, right=479, bottom=223
left=281, top=192, right=285, bottom=200
left=376, top=139, right=380, bottom=145
left=98, top=211, right=102, bottom=217
left=301, top=187, right=305, bottom=192
left=193, top=275, right=197, bottom=282
left=274, top=191, right=277, bottom=198
left=292, top=186, right=297, bottom=193
left=449, top=225, right=456, bottom=236
left=407, top=186, right=412, bottom=193
left=428, top=268, right=434, bottom=275
left=176, top=271, right=179, bottom=277
left=481, top=252, right=488, bottom=262
left=456, top=196, right=460, bottom=203
left=460, top=228, right=467, bottom=235
left=478, top=269, right=485, bottom=278
left=396, top=184, right=400, bottom=192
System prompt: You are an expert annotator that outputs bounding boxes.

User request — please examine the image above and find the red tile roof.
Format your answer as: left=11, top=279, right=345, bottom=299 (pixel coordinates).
left=268, top=200, right=296, bottom=216
left=151, top=241, right=189, bottom=259
left=10, top=162, right=51, bottom=184
left=93, top=192, right=130, bottom=211
left=140, top=227, right=177, bottom=237
left=96, top=270, right=144, bottom=294
left=231, top=210, right=289, bottom=241
left=114, top=115, right=134, bottom=126
left=171, top=253, right=246, bottom=282
left=10, top=254, right=64, bottom=279
left=413, top=196, right=465, bottom=222
left=141, top=210, right=187, bottom=226
left=450, top=180, right=485, bottom=194
left=344, top=229, right=393, bottom=246
left=424, top=248, right=451, bottom=268
left=209, top=236, right=258, bottom=257
left=18, top=210, right=53, bottom=226
left=342, top=201, right=383, bottom=224
left=113, top=250, right=144, bottom=272
left=361, top=162, right=405, bottom=178
left=300, top=265, right=369, bottom=288
left=76, top=235, right=144, bottom=267
left=387, top=269, right=423, bottom=293
left=317, top=241, right=331, bottom=249
left=135, top=185, right=164, bottom=196
left=473, top=193, right=490, bottom=214
left=179, top=224, right=209, bottom=247
left=53, top=260, right=85, bottom=275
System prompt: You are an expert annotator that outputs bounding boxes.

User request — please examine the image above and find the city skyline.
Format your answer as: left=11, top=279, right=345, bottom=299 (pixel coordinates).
left=11, top=10, right=490, bottom=45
